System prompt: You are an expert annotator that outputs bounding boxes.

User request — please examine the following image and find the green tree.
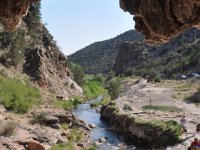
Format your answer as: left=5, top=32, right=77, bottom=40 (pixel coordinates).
left=107, top=71, right=115, bottom=81
left=108, top=78, right=121, bottom=100
left=69, top=62, right=85, bottom=86
left=23, top=1, right=42, bottom=47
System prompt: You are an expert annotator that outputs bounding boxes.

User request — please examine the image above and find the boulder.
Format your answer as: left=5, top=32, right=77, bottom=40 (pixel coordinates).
left=27, top=141, right=45, bottom=150
left=53, top=112, right=75, bottom=123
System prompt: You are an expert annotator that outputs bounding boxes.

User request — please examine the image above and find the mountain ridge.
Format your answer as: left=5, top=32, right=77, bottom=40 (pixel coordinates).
left=69, top=30, right=144, bottom=74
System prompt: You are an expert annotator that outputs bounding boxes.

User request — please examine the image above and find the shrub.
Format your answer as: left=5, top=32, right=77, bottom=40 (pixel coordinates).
left=90, top=95, right=110, bottom=107
left=0, top=75, right=41, bottom=114
left=31, top=112, right=48, bottom=124
left=107, top=78, right=121, bottom=100
left=69, top=62, right=85, bottom=86
left=124, top=67, right=134, bottom=77
left=50, top=142, right=75, bottom=150
left=123, top=104, right=133, bottom=111
left=68, top=128, right=84, bottom=142
left=93, top=73, right=105, bottom=83
left=154, top=76, right=161, bottom=83
left=0, top=121, right=16, bottom=137
left=83, top=81, right=107, bottom=100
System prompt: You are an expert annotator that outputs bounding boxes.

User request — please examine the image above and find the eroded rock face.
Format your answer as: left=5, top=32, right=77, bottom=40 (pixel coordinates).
left=0, top=0, right=38, bottom=31
left=120, top=0, right=200, bottom=42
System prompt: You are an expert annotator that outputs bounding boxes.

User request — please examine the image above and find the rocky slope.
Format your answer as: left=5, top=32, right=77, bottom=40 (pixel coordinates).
left=0, top=2, right=89, bottom=150
left=113, top=28, right=200, bottom=77
left=0, top=2, right=82, bottom=97
left=69, top=30, right=144, bottom=74
left=120, top=0, right=200, bottom=42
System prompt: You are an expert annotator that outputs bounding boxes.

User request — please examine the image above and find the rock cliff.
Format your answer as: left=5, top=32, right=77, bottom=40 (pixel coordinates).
left=113, top=41, right=156, bottom=75
left=113, top=28, right=200, bottom=77
left=0, top=0, right=38, bottom=31
left=120, top=0, right=200, bottom=42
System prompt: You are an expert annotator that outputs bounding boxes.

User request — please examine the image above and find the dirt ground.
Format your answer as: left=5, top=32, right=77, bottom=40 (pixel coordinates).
left=114, top=77, right=200, bottom=150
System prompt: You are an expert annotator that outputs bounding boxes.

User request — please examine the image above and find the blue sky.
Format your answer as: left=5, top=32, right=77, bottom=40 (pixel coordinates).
left=41, top=0, right=134, bottom=55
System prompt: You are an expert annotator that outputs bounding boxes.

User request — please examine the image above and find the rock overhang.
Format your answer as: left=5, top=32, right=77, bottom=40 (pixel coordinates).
left=120, top=0, right=200, bottom=43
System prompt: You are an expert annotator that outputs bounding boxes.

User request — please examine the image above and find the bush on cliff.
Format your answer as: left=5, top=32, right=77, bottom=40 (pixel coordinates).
left=0, top=75, right=41, bottom=114
left=69, top=62, right=85, bottom=87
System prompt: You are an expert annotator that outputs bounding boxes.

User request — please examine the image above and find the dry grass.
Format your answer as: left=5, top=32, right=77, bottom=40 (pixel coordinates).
left=0, top=121, right=16, bottom=137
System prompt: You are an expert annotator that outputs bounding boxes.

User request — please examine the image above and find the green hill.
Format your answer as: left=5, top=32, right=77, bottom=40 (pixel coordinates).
left=68, top=30, right=144, bottom=74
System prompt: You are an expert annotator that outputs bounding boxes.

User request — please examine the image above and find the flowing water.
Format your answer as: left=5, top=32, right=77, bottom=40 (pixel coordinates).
left=73, top=96, right=127, bottom=150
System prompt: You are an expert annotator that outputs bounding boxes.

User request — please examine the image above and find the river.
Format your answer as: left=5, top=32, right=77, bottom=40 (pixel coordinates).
left=73, top=96, right=128, bottom=150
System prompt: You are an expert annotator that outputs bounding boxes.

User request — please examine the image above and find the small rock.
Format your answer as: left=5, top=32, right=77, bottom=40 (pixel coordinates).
left=88, top=123, right=96, bottom=129
left=99, top=137, right=107, bottom=143
left=51, top=123, right=61, bottom=129
left=77, top=143, right=85, bottom=148
left=27, top=141, right=45, bottom=150
left=44, top=115, right=59, bottom=124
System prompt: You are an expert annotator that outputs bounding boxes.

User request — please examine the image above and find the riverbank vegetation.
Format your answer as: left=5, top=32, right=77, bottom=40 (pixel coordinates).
left=50, top=127, right=96, bottom=150
left=83, top=75, right=107, bottom=100
left=53, top=97, right=81, bottom=110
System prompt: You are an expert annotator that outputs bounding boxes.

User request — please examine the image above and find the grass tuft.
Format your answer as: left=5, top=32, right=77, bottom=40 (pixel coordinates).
left=143, top=105, right=182, bottom=112
left=50, top=142, right=75, bottom=150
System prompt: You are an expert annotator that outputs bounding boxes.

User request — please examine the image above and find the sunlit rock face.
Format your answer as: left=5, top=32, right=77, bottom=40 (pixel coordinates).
left=0, top=0, right=37, bottom=31
left=120, top=0, right=200, bottom=42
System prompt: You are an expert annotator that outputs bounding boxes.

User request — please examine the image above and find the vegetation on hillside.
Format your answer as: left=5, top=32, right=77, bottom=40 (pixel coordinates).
left=0, top=75, right=41, bottom=114
left=69, top=30, right=144, bottom=74
left=69, top=62, right=85, bottom=86
left=0, top=1, right=42, bottom=68
left=114, top=28, right=200, bottom=78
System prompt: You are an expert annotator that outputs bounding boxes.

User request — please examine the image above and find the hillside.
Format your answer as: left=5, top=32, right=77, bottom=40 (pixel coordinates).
left=69, top=30, right=144, bottom=74
left=0, top=2, right=82, bottom=97
left=113, top=28, right=200, bottom=77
